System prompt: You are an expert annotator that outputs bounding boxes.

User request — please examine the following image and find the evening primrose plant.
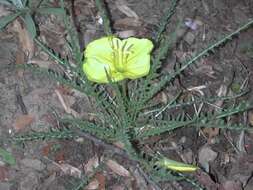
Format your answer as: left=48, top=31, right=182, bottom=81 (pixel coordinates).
left=11, top=0, right=253, bottom=189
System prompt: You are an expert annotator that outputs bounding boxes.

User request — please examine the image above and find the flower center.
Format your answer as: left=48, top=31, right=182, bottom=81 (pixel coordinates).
left=110, top=38, right=133, bottom=73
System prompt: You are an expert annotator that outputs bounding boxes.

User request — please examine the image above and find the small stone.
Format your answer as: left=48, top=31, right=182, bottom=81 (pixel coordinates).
left=0, top=182, right=11, bottom=190
left=20, top=172, right=39, bottom=190
left=198, top=145, right=218, bottom=173
left=184, top=32, right=195, bottom=44
left=39, top=51, right=49, bottom=61
left=20, top=158, right=46, bottom=171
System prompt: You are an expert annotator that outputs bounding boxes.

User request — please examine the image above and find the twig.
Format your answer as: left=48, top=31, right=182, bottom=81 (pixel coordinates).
left=69, top=127, right=131, bottom=160
left=15, top=84, right=28, bottom=114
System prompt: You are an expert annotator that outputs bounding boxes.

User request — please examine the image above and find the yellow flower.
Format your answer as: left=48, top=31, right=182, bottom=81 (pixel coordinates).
left=83, top=36, right=153, bottom=83
left=157, top=157, right=198, bottom=172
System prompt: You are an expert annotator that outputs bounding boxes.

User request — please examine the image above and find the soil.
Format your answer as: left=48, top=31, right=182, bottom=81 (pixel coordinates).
left=0, top=0, right=253, bottom=189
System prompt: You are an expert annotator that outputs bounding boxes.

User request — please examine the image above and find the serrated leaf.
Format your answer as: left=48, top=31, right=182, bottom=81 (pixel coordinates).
left=0, top=147, right=16, bottom=166
left=23, top=13, right=36, bottom=39
left=37, top=8, right=65, bottom=15
left=0, top=12, right=21, bottom=29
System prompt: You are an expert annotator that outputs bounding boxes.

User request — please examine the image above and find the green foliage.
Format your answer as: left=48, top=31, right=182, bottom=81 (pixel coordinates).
left=14, top=128, right=76, bottom=141
left=7, top=0, right=253, bottom=188
left=0, top=147, right=16, bottom=165
left=0, top=0, right=64, bottom=38
left=154, top=0, right=179, bottom=43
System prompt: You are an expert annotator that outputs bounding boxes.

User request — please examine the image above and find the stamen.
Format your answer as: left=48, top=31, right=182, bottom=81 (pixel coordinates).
left=109, top=38, right=134, bottom=73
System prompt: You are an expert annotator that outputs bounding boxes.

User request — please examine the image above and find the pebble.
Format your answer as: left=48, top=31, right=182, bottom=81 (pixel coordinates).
left=20, top=171, right=39, bottom=190
left=20, top=158, right=46, bottom=171
left=0, top=182, right=11, bottom=190
left=184, top=32, right=195, bottom=45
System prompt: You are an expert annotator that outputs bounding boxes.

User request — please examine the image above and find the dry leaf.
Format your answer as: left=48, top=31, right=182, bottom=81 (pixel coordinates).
left=86, top=178, right=99, bottom=190
left=95, top=173, right=105, bottom=190
left=106, top=159, right=130, bottom=177
left=116, top=30, right=136, bottom=38
left=12, top=20, right=34, bottom=59
left=113, top=141, right=125, bottom=149
left=115, top=0, right=139, bottom=18
left=15, top=48, right=25, bottom=77
left=13, top=114, right=35, bottom=131
left=203, top=128, right=219, bottom=142
left=55, top=89, right=79, bottom=117
left=54, top=151, right=65, bottom=163
left=28, top=58, right=53, bottom=69
left=59, top=163, right=82, bottom=178
left=84, top=156, right=99, bottom=174
left=42, top=143, right=52, bottom=157
left=114, top=17, right=142, bottom=29
left=0, top=166, right=9, bottom=182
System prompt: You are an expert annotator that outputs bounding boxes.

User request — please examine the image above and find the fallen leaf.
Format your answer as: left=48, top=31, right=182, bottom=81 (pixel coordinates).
left=28, top=58, right=53, bottom=69
left=86, top=178, right=99, bottom=190
left=13, top=114, right=35, bottom=131
left=15, top=48, right=25, bottom=77
left=59, top=163, right=82, bottom=178
left=0, top=166, right=9, bottom=182
left=115, top=0, right=139, bottom=18
left=116, top=30, right=136, bottom=38
left=84, top=156, right=99, bottom=174
left=12, top=20, right=34, bottom=59
left=54, top=151, right=65, bottom=163
left=106, top=159, right=130, bottom=177
left=42, top=143, right=52, bottom=157
left=114, top=17, right=142, bottom=29
left=202, top=128, right=219, bottom=143
left=95, top=173, right=105, bottom=190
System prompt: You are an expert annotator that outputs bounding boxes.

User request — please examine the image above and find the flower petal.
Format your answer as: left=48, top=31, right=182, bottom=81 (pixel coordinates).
left=124, top=53, right=151, bottom=79
left=122, top=38, right=153, bottom=56
left=83, top=57, right=109, bottom=83
left=83, top=57, right=125, bottom=83
left=85, top=37, right=115, bottom=66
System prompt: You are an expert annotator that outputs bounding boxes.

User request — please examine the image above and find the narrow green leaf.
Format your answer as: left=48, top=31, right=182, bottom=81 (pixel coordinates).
left=0, top=147, right=16, bottom=166
left=0, top=0, right=12, bottom=6
left=9, top=0, right=23, bottom=8
left=0, top=12, right=21, bottom=29
left=36, top=8, right=65, bottom=15
left=23, top=13, right=36, bottom=39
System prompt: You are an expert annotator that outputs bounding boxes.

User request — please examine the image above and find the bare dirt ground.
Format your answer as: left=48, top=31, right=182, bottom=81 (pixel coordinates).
left=0, top=0, right=253, bottom=189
